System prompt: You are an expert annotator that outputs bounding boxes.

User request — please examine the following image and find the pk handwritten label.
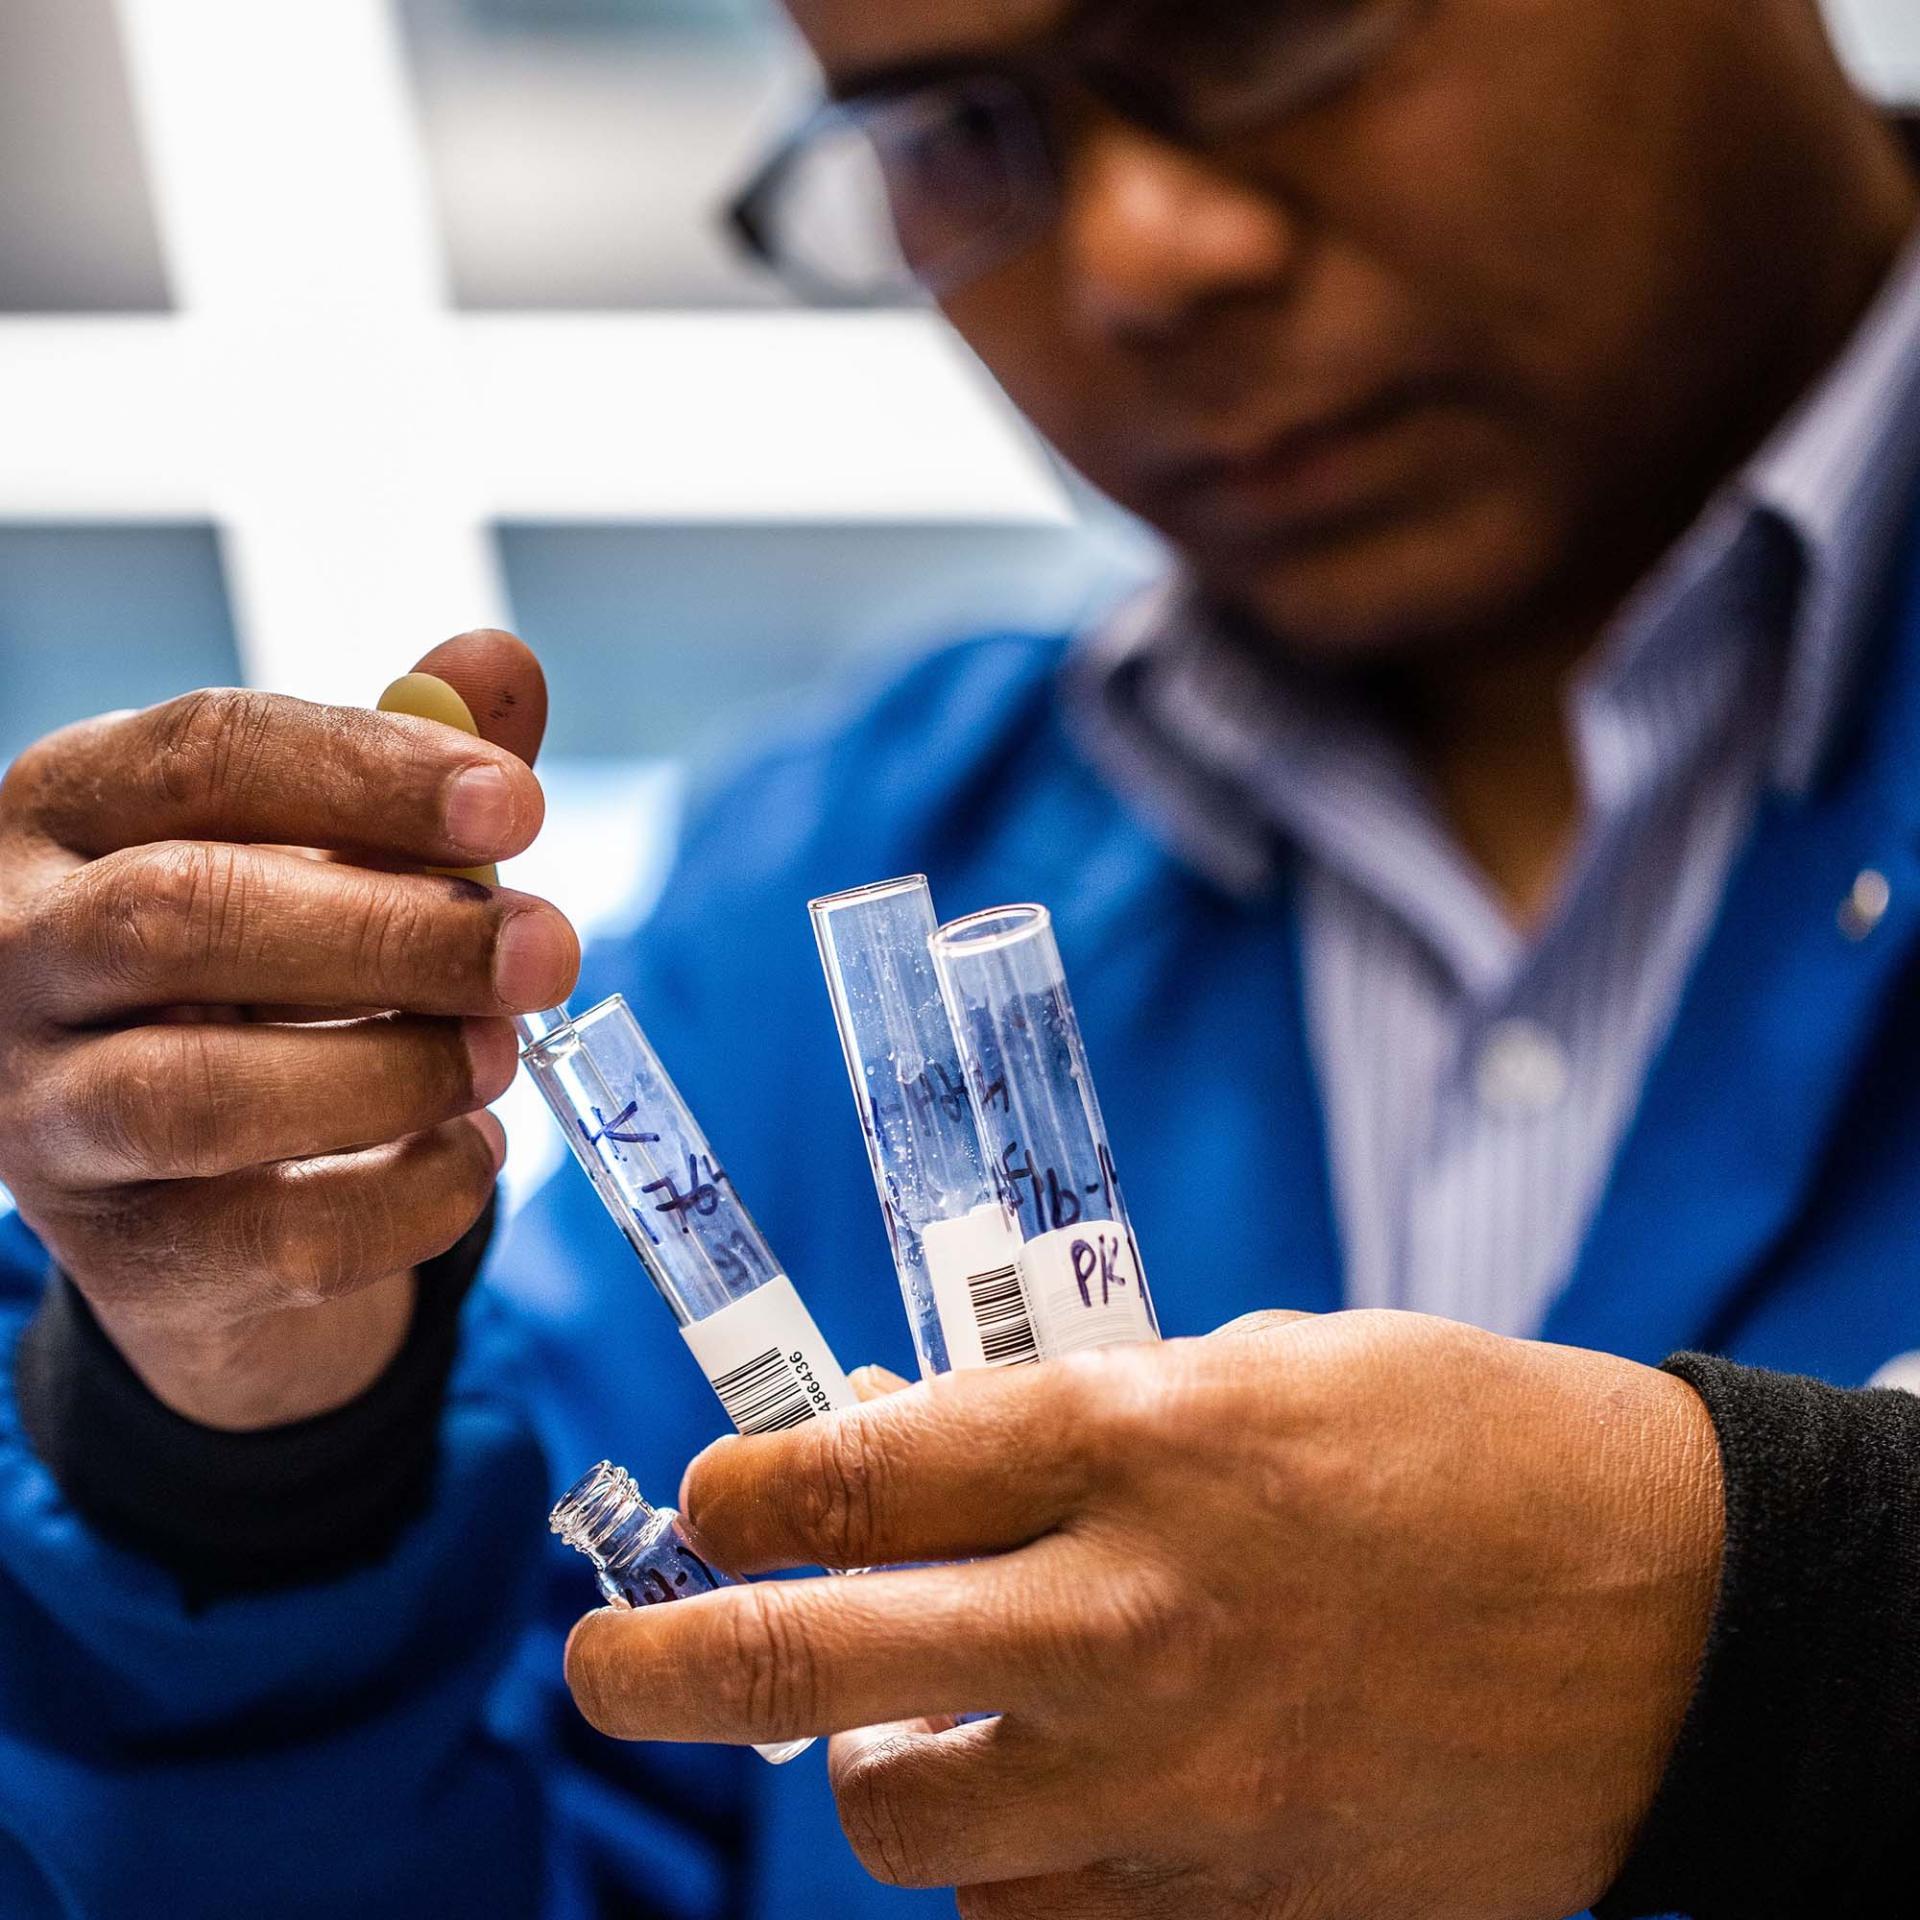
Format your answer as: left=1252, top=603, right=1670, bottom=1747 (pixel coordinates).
left=1021, top=1222, right=1156, bottom=1357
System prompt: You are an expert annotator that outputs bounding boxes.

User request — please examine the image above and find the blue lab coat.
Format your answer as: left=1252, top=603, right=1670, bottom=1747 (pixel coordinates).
left=4, top=500, right=1920, bottom=1918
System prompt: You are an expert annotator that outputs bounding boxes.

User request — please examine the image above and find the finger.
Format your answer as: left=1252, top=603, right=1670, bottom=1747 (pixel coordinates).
left=2, top=685, right=545, bottom=867
left=829, top=1717, right=1114, bottom=1889
left=850, top=1362, right=913, bottom=1403
left=22, top=1014, right=519, bottom=1187
left=565, top=1552, right=1099, bottom=1745
left=1209, top=1310, right=1315, bottom=1341
left=411, top=630, right=549, bottom=766
left=24, top=844, right=577, bottom=1023
left=57, top=1113, right=504, bottom=1318
left=679, top=1357, right=1117, bottom=1573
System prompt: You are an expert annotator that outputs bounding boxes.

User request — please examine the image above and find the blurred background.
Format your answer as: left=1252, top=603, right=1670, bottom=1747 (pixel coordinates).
left=1, top=0, right=1916, bottom=1207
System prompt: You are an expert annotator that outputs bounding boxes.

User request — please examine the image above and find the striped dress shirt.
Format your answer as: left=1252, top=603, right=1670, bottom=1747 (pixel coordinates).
left=1071, top=229, right=1920, bottom=1338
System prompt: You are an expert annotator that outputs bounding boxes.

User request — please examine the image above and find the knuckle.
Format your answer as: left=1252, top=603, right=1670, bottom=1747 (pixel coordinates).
left=792, top=1415, right=893, bottom=1569
left=716, top=1585, right=823, bottom=1737
left=84, top=841, right=242, bottom=988
left=835, top=1741, right=936, bottom=1887
left=231, top=1166, right=382, bottom=1310
left=0, top=712, right=122, bottom=834
left=105, top=1026, right=235, bottom=1178
left=1042, top=1561, right=1193, bottom=1699
left=346, top=882, right=434, bottom=996
left=48, top=1036, right=175, bottom=1182
left=1047, top=1346, right=1164, bottom=1478
left=414, top=1017, right=483, bottom=1115
left=0, top=1097, right=59, bottom=1190
left=149, top=688, right=278, bottom=813
left=0, top=728, right=63, bottom=822
left=49, top=1185, right=188, bottom=1311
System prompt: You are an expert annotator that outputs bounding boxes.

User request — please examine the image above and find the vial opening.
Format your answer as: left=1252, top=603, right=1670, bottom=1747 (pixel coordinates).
left=809, top=874, right=933, bottom=917
left=550, top=1461, right=655, bottom=1564
left=930, top=904, right=1051, bottom=956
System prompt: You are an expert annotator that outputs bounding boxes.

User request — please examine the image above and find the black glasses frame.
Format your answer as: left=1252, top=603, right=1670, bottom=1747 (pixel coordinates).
left=728, top=0, right=1432, bottom=300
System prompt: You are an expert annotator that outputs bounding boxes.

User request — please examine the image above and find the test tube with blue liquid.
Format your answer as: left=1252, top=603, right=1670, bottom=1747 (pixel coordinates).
left=811, top=877, right=1036, bottom=1376
left=930, top=905, right=1160, bottom=1357
left=550, top=1461, right=814, bottom=1765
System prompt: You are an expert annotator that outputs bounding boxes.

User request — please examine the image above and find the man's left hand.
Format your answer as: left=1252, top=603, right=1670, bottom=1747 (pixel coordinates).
left=565, top=1311, right=1723, bottom=1920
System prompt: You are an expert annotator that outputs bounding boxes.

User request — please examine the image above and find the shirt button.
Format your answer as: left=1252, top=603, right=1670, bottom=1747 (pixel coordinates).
left=1476, top=1019, right=1570, bottom=1115
left=1839, top=868, right=1891, bottom=941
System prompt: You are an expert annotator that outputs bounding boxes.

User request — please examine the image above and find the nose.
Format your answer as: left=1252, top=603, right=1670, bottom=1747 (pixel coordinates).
left=1058, top=115, right=1301, bottom=343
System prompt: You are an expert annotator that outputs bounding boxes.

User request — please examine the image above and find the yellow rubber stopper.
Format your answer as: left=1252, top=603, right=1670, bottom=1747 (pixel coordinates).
left=378, top=671, right=499, bottom=886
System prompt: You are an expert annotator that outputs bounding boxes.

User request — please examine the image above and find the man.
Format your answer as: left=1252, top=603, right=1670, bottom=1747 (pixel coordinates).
left=0, top=0, right=1915, bottom=1915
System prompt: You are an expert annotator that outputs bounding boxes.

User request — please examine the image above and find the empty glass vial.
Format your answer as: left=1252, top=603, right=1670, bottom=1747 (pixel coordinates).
left=550, top=1461, right=814, bottom=1766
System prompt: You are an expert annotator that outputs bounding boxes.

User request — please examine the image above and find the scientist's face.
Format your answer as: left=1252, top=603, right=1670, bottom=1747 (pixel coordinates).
left=784, top=0, right=1883, bottom=662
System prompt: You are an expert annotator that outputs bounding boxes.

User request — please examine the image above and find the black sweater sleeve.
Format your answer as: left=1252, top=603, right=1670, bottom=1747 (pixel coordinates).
left=12, top=1199, right=493, bottom=1605
left=1597, top=1354, right=1920, bottom=1920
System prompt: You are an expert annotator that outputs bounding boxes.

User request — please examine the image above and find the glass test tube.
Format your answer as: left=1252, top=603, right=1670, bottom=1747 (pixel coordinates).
left=518, top=998, right=857, bottom=1434
left=811, top=878, right=1035, bottom=1376
left=930, top=906, right=1159, bottom=1358
left=551, top=1461, right=813, bottom=1765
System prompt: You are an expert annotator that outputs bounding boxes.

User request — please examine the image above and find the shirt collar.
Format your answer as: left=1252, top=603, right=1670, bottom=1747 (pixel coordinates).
left=1744, top=219, right=1920, bottom=790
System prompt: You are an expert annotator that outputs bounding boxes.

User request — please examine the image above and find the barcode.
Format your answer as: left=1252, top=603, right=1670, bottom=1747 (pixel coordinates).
left=969, top=1263, right=1040, bottom=1367
left=711, top=1348, right=821, bottom=1434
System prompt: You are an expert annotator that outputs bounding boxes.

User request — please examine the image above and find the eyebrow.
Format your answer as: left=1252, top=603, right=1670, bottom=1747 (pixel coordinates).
left=821, top=49, right=1016, bottom=104
left=818, top=0, right=1117, bottom=105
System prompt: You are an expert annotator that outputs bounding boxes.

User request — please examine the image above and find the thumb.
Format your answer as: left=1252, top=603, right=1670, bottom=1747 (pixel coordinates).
left=408, top=628, right=549, bottom=767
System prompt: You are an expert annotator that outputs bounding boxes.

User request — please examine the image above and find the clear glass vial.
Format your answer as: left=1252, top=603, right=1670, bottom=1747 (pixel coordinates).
left=550, top=1461, right=814, bottom=1766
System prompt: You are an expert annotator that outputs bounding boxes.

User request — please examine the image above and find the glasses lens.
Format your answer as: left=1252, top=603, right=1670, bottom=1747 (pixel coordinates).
left=866, top=81, right=1042, bottom=289
left=745, top=80, right=1049, bottom=303
left=747, top=117, right=917, bottom=304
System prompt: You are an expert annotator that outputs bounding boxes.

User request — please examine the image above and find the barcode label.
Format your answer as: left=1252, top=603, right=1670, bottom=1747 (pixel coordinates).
left=709, top=1348, right=820, bottom=1433
left=923, top=1207, right=1036, bottom=1371
left=1021, top=1222, right=1157, bottom=1357
left=969, top=1263, right=1040, bottom=1367
left=680, top=1275, right=856, bottom=1434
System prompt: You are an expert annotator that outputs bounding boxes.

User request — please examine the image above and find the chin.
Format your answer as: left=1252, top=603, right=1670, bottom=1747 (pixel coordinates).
left=1190, top=487, right=1573, bottom=668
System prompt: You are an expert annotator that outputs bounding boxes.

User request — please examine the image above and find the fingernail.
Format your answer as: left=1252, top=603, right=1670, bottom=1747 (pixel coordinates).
left=494, top=910, right=576, bottom=1011
left=464, top=1018, right=519, bottom=1103
left=443, top=764, right=517, bottom=856
left=467, top=1108, right=508, bottom=1174
left=850, top=1363, right=912, bottom=1401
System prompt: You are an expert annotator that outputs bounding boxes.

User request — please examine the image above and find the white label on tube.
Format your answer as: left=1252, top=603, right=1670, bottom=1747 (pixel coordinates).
left=681, top=1276, right=856, bottom=1434
left=1020, top=1223, right=1156, bottom=1357
left=923, top=1206, right=1037, bottom=1371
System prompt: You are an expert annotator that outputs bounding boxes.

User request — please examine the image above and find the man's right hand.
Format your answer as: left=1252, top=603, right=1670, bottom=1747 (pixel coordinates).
left=0, top=631, right=579, bottom=1432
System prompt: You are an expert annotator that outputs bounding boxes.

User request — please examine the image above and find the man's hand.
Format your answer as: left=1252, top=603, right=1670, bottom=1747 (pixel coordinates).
left=566, top=1312, right=1724, bottom=1920
left=0, top=631, right=578, bottom=1430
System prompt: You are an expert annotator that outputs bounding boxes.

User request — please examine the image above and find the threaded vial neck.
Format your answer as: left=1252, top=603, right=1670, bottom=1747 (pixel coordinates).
left=550, top=1461, right=658, bottom=1571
